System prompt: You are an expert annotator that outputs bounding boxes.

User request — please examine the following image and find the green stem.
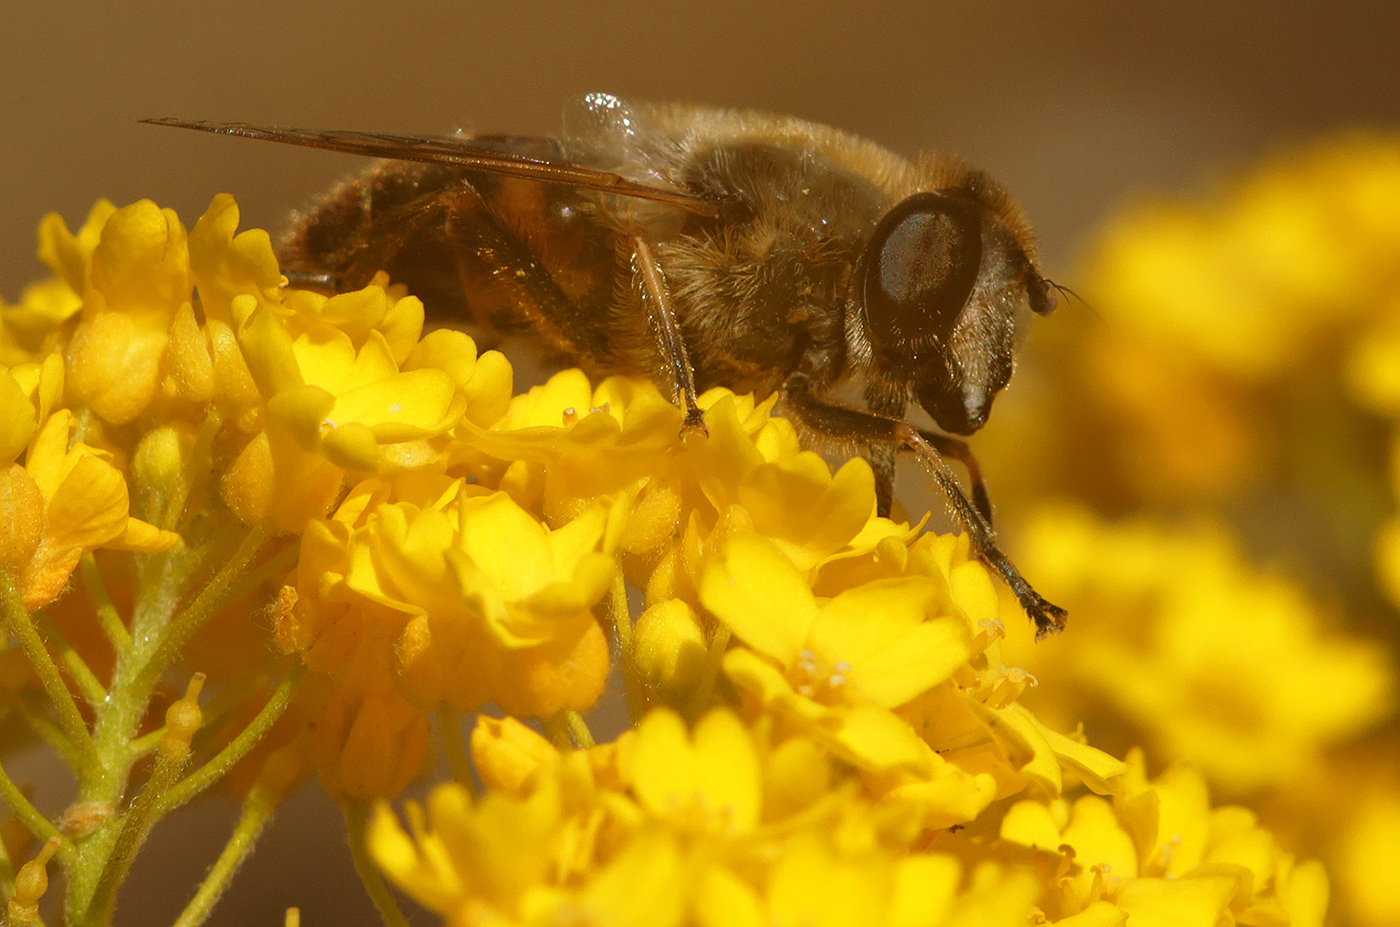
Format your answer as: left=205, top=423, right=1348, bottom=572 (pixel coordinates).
left=157, top=666, right=303, bottom=814
left=565, top=711, right=595, bottom=748
left=32, top=613, right=107, bottom=708
left=541, top=714, right=572, bottom=751
left=0, top=575, right=99, bottom=769
left=214, top=541, right=297, bottom=613
left=436, top=707, right=476, bottom=794
left=128, top=525, right=271, bottom=707
left=14, top=691, right=83, bottom=769
left=0, top=760, right=70, bottom=861
left=610, top=569, right=645, bottom=722
left=341, top=800, right=412, bottom=927
left=83, top=749, right=189, bottom=924
left=0, top=818, right=16, bottom=907
left=170, top=783, right=278, bottom=927
left=79, top=555, right=130, bottom=652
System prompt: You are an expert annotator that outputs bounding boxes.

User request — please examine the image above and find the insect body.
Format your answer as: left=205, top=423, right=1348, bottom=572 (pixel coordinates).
left=144, top=93, right=1067, bottom=638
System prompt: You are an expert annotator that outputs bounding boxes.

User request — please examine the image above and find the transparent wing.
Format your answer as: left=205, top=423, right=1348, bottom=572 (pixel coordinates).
left=140, top=117, right=720, bottom=217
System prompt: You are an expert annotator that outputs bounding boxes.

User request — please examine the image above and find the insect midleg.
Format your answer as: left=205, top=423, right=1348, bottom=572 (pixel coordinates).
left=862, top=377, right=992, bottom=526
left=781, top=372, right=1065, bottom=639
left=629, top=233, right=707, bottom=435
left=916, top=431, right=993, bottom=528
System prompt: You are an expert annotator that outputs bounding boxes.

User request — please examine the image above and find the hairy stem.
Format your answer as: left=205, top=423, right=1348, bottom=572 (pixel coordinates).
left=342, top=800, right=412, bottom=927
left=170, top=782, right=279, bottom=927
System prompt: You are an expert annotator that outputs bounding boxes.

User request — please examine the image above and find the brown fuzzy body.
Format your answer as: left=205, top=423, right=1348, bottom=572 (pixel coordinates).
left=276, top=100, right=1038, bottom=413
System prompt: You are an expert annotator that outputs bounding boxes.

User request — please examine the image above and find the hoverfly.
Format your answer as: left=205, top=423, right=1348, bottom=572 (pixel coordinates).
left=145, top=92, right=1067, bottom=638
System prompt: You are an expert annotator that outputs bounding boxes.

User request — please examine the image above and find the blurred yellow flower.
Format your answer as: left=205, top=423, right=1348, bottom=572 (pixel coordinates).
left=1336, top=782, right=1400, bottom=927
left=1006, top=504, right=1393, bottom=793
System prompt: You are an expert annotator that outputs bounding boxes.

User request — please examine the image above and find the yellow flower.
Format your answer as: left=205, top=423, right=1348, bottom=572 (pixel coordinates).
left=704, top=531, right=970, bottom=774
left=684, top=394, right=881, bottom=572
left=370, top=778, right=570, bottom=922
left=1084, top=135, right=1400, bottom=382
left=470, top=715, right=560, bottom=795
left=0, top=410, right=179, bottom=610
left=313, top=677, right=431, bottom=800
left=0, top=277, right=82, bottom=367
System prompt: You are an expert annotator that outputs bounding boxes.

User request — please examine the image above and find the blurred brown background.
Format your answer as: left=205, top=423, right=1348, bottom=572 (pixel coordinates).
left=3, top=1, right=1397, bottom=924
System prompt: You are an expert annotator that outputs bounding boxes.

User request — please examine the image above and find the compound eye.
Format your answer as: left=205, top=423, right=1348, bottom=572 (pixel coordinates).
left=862, top=192, right=982, bottom=359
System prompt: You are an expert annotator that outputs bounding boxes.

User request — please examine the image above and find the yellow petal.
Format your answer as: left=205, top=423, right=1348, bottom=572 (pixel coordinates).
left=168, top=301, right=215, bottom=402
left=1062, top=795, right=1139, bottom=881
left=1114, top=875, right=1237, bottom=927
left=88, top=199, right=191, bottom=315
left=826, top=705, right=931, bottom=775
left=321, top=421, right=381, bottom=472
left=0, top=370, right=37, bottom=466
left=1052, top=901, right=1128, bottom=927
left=690, top=709, right=762, bottom=833
left=633, top=598, right=709, bottom=701
left=0, top=465, right=44, bottom=568
left=189, top=193, right=283, bottom=323
left=810, top=579, right=967, bottom=707
left=632, top=709, right=695, bottom=818
left=700, top=532, right=817, bottom=666
left=999, top=799, right=1065, bottom=852
left=695, top=865, right=764, bottom=927
left=888, top=855, right=960, bottom=927
left=37, top=200, right=115, bottom=293
left=404, top=329, right=478, bottom=390
left=578, top=830, right=685, bottom=927
left=108, top=517, right=181, bottom=553
left=45, top=455, right=129, bottom=551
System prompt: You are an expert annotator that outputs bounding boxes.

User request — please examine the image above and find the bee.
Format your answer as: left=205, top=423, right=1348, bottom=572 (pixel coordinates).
left=144, top=92, right=1067, bottom=638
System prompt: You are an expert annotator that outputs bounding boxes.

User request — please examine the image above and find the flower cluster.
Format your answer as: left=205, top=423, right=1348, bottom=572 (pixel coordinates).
left=1003, top=505, right=1393, bottom=794
left=374, top=708, right=1325, bottom=927
left=0, top=194, right=1333, bottom=927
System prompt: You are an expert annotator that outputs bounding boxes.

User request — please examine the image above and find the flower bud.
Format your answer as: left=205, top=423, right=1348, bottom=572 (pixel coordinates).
left=168, top=301, right=215, bottom=402
left=633, top=598, right=708, bottom=705
left=7, top=837, right=60, bottom=926
left=315, top=685, right=429, bottom=799
left=470, top=715, right=558, bottom=795
left=160, top=673, right=206, bottom=759
left=131, top=421, right=196, bottom=526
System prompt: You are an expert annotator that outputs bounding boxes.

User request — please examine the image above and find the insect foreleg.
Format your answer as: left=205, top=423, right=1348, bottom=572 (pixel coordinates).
left=781, top=373, right=1065, bottom=640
